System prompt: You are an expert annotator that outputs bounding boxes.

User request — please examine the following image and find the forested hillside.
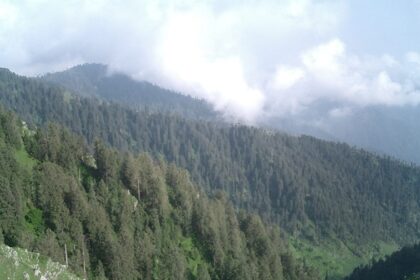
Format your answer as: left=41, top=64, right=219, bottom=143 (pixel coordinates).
left=46, top=65, right=420, bottom=167
left=346, top=243, right=420, bottom=280
left=2, top=67, right=420, bottom=277
left=0, top=106, right=317, bottom=279
left=42, top=64, right=218, bottom=121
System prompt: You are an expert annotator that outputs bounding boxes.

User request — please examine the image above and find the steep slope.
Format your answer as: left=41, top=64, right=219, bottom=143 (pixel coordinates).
left=346, top=243, right=420, bottom=280
left=42, top=63, right=218, bottom=121
left=0, top=244, right=80, bottom=280
left=0, top=105, right=318, bottom=280
left=2, top=67, right=420, bottom=277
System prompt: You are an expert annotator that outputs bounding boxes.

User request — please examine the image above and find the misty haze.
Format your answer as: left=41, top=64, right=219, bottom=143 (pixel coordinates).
left=0, top=1, right=420, bottom=280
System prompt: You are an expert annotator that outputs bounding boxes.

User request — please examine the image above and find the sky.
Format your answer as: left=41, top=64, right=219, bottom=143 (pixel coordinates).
left=0, top=0, right=420, bottom=122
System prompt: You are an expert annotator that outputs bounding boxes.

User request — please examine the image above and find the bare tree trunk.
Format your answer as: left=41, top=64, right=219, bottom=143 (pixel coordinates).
left=82, top=242, right=87, bottom=279
left=64, top=243, right=68, bottom=267
left=137, top=178, right=140, bottom=201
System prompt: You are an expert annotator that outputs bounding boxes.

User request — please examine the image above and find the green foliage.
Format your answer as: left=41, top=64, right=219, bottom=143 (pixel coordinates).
left=407, top=274, right=420, bottom=280
left=0, top=174, right=23, bottom=247
left=179, top=238, right=204, bottom=278
left=0, top=106, right=22, bottom=149
left=3, top=67, right=420, bottom=276
left=42, top=63, right=218, bottom=121
left=347, top=243, right=420, bottom=280
left=289, top=236, right=398, bottom=279
left=15, top=147, right=37, bottom=171
left=0, top=106, right=317, bottom=279
left=24, top=207, right=44, bottom=236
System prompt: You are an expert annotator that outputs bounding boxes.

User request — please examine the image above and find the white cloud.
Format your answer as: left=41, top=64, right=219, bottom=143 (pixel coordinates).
left=156, top=8, right=265, bottom=122
left=0, top=2, right=17, bottom=26
left=302, top=38, right=346, bottom=74
left=269, top=66, right=305, bottom=91
left=329, top=107, right=352, bottom=118
left=0, top=0, right=419, bottom=123
left=266, top=39, right=420, bottom=117
left=406, top=52, right=420, bottom=65
left=381, top=54, right=399, bottom=67
left=0, top=0, right=345, bottom=114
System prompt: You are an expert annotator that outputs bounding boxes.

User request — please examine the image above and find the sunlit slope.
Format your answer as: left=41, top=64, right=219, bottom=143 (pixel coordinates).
left=0, top=244, right=80, bottom=280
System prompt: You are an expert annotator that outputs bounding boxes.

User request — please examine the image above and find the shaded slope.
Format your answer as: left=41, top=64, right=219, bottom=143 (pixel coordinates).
left=42, top=63, right=218, bottom=121
left=346, top=243, right=420, bottom=280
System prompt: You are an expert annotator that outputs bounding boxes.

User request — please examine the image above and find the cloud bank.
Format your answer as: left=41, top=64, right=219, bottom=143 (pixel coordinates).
left=0, top=0, right=419, bottom=122
left=267, top=39, right=420, bottom=117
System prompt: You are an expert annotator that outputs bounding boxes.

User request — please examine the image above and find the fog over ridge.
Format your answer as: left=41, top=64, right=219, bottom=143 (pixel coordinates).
left=1, top=0, right=420, bottom=123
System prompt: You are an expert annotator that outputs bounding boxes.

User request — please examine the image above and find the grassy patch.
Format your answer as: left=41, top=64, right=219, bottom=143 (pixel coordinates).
left=24, top=207, right=45, bottom=236
left=288, top=236, right=399, bottom=279
left=180, top=237, right=205, bottom=277
left=14, top=147, right=36, bottom=171
left=0, top=244, right=80, bottom=280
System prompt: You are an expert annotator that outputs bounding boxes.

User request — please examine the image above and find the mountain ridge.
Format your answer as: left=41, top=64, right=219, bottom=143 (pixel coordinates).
left=44, top=64, right=420, bottom=166
left=2, top=66, right=420, bottom=278
left=42, top=63, right=219, bottom=121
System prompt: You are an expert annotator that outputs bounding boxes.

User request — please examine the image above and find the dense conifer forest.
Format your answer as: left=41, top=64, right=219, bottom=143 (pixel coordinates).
left=2, top=66, right=420, bottom=278
left=3, top=68, right=420, bottom=242
left=42, top=64, right=217, bottom=121
left=0, top=106, right=318, bottom=279
left=346, top=243, right=420, bottom=280
left=2, top=0, right=420, bottom=278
